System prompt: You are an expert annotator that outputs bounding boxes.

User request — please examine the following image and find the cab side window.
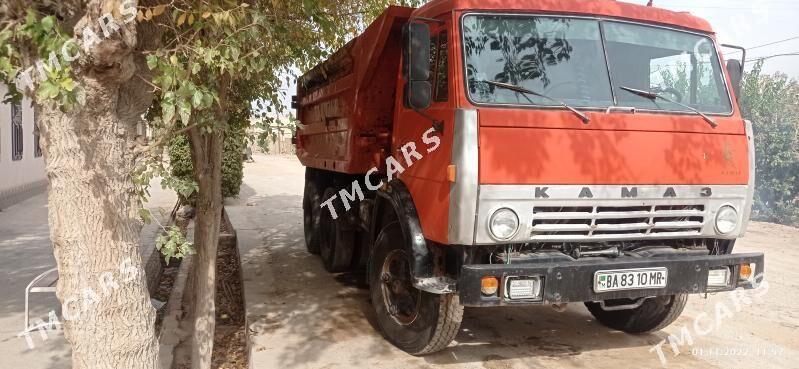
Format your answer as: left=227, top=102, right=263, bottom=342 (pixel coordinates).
left=428, top=35, right=438, bottom=82
left=434, top=31, right=448, bottom=101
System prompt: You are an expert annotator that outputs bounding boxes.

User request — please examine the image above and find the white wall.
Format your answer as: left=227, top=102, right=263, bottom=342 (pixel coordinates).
left=0, top=84, right=46, bottom=203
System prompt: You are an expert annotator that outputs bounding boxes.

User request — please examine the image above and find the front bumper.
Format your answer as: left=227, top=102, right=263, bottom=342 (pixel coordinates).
left=458, top=252, right=764, bottom=307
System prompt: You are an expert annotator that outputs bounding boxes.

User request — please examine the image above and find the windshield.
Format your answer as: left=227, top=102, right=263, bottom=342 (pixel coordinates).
left=604, top=22, right=731, bottom=114
left=462, top=14, right=732, bottom=114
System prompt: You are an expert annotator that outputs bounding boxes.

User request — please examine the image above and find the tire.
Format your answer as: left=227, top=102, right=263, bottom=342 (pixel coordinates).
left=302, top=172, right=323, bottom=255
left=318, top=188, right=355, bottom=272
left=584, top=294, right=688, bottom=334
left=369, top=222, right=463, bottom=355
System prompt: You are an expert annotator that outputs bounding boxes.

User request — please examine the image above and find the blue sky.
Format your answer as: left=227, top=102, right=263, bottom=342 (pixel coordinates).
left=623, top=0, right=799, bottom=77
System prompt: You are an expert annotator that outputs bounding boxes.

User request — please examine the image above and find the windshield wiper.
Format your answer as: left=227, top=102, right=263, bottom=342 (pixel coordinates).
left=618, top=86, right=718, bottom=128
left=483, top=80, right=590, bottom=124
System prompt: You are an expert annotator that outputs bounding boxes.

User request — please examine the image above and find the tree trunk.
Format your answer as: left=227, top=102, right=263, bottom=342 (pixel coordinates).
left=22, top=2, right=162, bottom=367
left=36, top=67, right=157, bottom=369
left=188, top=126, right=225, bottom=369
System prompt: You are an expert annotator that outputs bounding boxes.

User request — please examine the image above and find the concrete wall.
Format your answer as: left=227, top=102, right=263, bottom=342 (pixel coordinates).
left=263, top=137, right=294, bottom=155
left=0, top=84, right=46, bottom=208
left=257, top=127, right=295, bottom=155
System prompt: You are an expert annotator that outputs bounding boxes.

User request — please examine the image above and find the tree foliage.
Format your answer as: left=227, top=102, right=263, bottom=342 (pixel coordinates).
left=463, top=16, right=573, bottom=100
left=221, top=123, right=246, bottom=197
left=740, top=61, right=799, bottom=226
left=168, top=122, right=246, bottom=203
left=0, top=9, right=80, bottom=106
left=655, top=60, right=720, bottom=104
left=652, top=59, right=799, bottom=226
left=1, top=1, right=433, bottom=367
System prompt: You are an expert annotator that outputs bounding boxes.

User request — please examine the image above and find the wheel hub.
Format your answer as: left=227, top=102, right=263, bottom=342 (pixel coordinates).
left=380, top=249, right=421, bottom=326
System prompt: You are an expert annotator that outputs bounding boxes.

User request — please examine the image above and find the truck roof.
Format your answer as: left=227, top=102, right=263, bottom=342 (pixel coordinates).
left=414, top=0, right=714, bottom=34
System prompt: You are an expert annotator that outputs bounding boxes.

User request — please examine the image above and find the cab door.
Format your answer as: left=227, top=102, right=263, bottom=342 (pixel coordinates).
left=393, top=18, right=454, bottom=244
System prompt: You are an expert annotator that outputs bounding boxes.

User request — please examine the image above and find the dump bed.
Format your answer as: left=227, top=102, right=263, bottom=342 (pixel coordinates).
left=295, top=6, right=413, bottom=174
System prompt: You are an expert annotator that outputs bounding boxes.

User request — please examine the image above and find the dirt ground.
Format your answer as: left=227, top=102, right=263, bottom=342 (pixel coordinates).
left=227, top=154, right=799, bottom=369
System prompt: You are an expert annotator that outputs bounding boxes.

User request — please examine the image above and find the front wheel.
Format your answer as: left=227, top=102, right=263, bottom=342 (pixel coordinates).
left=369, top=222, right=463, bottom=355
left=585, top=294, right=688, bottom=334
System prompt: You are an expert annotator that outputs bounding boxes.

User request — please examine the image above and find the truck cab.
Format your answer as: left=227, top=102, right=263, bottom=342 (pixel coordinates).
left=295, top=0, right=764, bottom=355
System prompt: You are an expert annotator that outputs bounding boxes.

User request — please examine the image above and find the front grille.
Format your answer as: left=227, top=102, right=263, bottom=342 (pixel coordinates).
left=530, top=204, right=706, bottom=241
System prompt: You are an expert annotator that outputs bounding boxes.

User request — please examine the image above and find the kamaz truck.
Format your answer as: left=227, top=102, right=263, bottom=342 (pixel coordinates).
left=294, top=0, right=764, bottom=355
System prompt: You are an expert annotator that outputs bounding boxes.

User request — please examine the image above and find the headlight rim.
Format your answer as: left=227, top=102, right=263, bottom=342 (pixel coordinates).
left=714, top=204, right=739, bottom=235
left=488, top=207, right=520, bottom=241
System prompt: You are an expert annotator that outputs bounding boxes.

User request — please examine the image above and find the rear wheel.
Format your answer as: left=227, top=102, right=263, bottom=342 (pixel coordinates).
left=319, top=188, right=355, bottom=272
left=585, top=294, right=688, bottom=333
left=302, top=171, right=323, bottom=254
left=369, top=222, right=463, bottom=355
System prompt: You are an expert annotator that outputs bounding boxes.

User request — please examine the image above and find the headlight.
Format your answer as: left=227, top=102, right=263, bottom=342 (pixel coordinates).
left=489, top=208, right=519, bottom=240
left=715, top=205, right=739, bottom=234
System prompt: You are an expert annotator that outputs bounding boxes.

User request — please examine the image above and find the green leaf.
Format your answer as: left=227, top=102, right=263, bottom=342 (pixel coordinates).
left=41, top=16, right=55, bottom=32
left=155, top=236, right=164, bottom=251
left=138, top=208, right=152, bottom=224
left=178, top=98, right=192, bottom=124
left=146, top=55, right=158, bottom=70
left=60, top=78, right=75, bottom=92
left=25, top=9, right=37, bottom=26
left=162, top=99, right=176, bottom=123
left=37, top=81, right=60, bottom=100
left=177, top=82, right=193, bottom=97
left=201, top=92, right=213, bottom=108
left=154, top=225, right=194, bottom=263
left=192, top=90, right=203, bottom=108
left=161, top=74, right=174, bottom=89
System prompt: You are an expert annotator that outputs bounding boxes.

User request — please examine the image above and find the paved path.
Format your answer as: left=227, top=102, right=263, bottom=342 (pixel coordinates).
left=0, top=181, right=175, bottom=368
left=232, top=154, right=799, bottom=369
left=0, top=193, right=69, bottom=369
left=6, top=154, right=794, bottom=368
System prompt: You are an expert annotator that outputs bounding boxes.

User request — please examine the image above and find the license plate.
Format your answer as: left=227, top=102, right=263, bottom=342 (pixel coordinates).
left=594, top=267, right=668, bottom=292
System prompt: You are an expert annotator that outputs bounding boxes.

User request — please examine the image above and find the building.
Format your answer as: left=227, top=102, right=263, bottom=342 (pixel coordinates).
left=0, top=84, right=46, bottom=209
left=249, top=116, right=297, bottom=155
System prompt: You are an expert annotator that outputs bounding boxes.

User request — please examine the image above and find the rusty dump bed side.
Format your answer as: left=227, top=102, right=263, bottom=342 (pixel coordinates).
left=295, top=6, right=413, bottom=174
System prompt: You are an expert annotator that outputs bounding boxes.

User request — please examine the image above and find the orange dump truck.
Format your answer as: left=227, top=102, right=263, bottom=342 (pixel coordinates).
left=294, top=0, right=764, bottom=354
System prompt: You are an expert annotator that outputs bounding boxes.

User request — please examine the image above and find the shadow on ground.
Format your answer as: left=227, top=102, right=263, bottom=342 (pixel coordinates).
left=234, top=193, right=674, bottom=369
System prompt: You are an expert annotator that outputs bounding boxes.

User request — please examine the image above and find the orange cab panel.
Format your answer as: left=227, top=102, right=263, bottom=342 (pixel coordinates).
left=479, top=126, right=748, bottom=185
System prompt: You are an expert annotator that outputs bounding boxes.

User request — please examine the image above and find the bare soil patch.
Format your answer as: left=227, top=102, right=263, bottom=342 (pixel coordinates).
left=212, top=211, right=247, bottom=369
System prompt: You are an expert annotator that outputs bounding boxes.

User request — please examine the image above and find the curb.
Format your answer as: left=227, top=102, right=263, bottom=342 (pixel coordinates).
left=221, top=208, right=253, bottom=368
left=157, top=253, right=193, bottom=369
left=0, top=179, right=47, bottom=211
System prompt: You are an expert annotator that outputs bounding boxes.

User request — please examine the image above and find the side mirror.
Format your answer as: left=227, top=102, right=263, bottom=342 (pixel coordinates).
left=403, top=22, right=431, bottom=110
left=726, top=59, right=743, bottom=100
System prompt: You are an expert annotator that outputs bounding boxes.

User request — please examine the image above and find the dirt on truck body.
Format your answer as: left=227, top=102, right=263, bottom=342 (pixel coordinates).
left=293, top=0, right=764, bottom=355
